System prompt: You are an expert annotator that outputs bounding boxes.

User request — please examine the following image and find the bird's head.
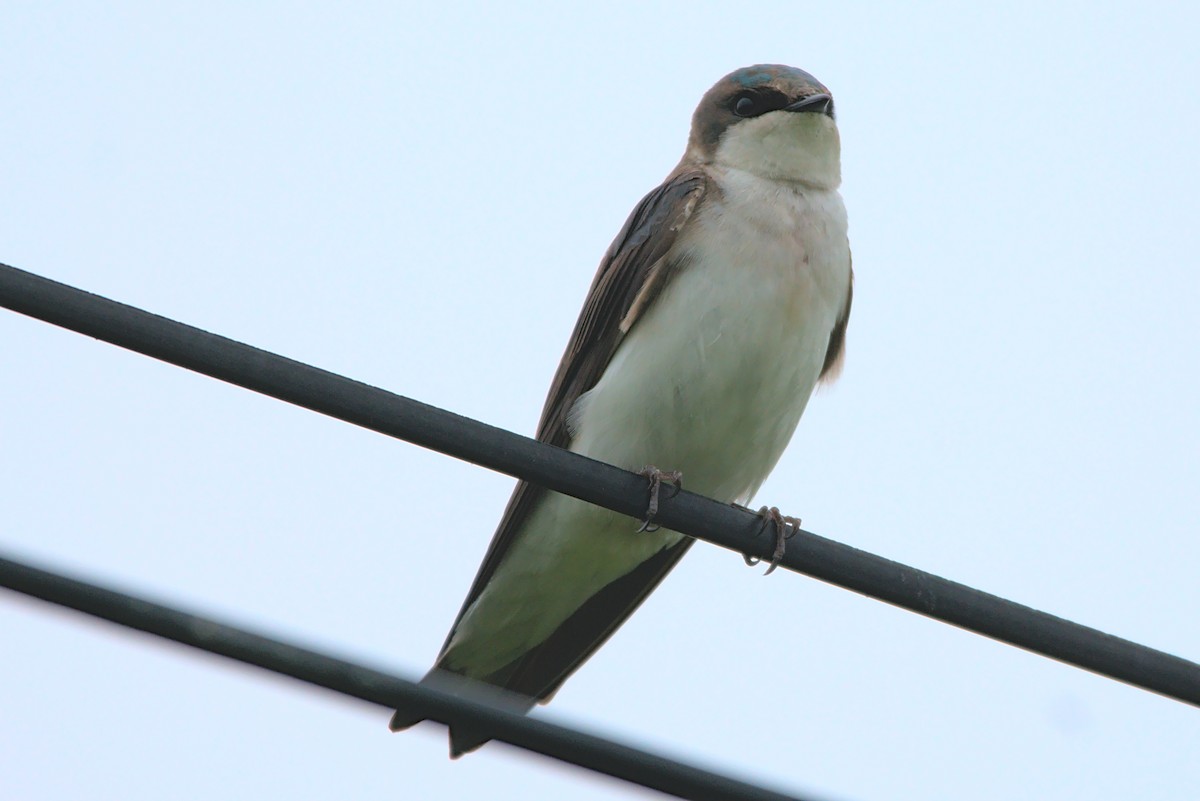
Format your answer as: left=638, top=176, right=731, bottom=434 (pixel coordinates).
left=686, top=64, right=840, bottom=189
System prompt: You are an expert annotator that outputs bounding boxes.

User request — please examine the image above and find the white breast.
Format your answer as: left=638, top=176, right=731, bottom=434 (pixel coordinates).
left=574, top=167, right=851, bottom=502
left=442, top=169, right=850, bottom=674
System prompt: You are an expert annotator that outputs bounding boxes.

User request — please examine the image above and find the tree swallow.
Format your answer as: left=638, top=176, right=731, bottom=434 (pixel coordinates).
left=392, top=64, right=853, bottom=755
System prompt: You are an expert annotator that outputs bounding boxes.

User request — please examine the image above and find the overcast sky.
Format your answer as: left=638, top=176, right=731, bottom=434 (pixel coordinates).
left=2, top=3, right=1198, bottom=800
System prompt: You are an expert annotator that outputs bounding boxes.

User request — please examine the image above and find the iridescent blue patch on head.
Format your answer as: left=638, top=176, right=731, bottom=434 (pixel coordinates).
left=731, top=67, right=778, bottom=88
left=730, top=64, right=825, bottom=93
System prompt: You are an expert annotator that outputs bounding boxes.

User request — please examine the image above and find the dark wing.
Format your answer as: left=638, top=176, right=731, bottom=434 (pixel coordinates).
left=819, top=256, right=854, bottom=382
left=434, top=169, right=711, bottom=697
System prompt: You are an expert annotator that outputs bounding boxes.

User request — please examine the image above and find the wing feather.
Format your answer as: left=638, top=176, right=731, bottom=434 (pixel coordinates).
left=819, top=257, right=854, bottom=382
left=432, top=170, right=710, bottom=699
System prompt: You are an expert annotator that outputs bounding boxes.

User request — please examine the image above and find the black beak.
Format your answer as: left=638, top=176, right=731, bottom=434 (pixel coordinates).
left=785, top=93, right=834, bottom=117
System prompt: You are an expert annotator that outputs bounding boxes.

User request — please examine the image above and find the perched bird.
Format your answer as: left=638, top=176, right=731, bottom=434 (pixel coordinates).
left=392, top=64, right=853, bottom=755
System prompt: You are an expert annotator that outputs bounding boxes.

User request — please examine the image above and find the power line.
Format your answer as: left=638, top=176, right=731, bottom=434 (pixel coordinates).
left=1, top=259, right=1197, bottom=711
left=0, top=551, right=823, bottom=801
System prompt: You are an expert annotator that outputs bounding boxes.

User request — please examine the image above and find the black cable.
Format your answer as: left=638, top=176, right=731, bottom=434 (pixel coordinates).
left=2, top=261, right=1198, bottom=709
left=0, top=551, right=824, bottom=801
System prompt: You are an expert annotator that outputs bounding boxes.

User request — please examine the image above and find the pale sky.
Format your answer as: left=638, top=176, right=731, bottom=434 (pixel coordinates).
left=2, top=3, right=1198, bottom=800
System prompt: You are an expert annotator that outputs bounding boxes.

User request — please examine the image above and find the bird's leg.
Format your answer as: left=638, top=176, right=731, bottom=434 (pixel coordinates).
left=739, top=505, right=801, bottom=574
left=637, top=466, right=683, bottom=533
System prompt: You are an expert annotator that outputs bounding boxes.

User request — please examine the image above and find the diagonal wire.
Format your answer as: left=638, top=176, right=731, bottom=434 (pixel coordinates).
left=1, top=261, right=1198, bottom=709
left=0, top=551, right=828, bottom=801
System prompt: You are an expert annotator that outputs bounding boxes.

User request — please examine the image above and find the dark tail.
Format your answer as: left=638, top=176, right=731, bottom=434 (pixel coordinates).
left=388, top=669, right=537, bottom=758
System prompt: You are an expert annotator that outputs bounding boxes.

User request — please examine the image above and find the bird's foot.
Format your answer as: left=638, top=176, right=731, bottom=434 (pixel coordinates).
left=637, top=466, right=682, bottom=533
left=740, top=506, right=801, bottom=575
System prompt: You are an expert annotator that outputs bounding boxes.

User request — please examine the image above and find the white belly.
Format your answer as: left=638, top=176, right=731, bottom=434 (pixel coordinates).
left=577, top=173, right=850, bottom=502
left=443, top=172, right=850, bottom=674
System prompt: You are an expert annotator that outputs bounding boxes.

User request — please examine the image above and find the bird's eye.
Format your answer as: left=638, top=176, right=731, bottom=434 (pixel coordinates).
left=733, top=94, right=757, bottom=117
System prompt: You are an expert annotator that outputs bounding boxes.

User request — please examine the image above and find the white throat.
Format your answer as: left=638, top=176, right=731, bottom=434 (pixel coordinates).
left=711, top=112, right=841, bottom=189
